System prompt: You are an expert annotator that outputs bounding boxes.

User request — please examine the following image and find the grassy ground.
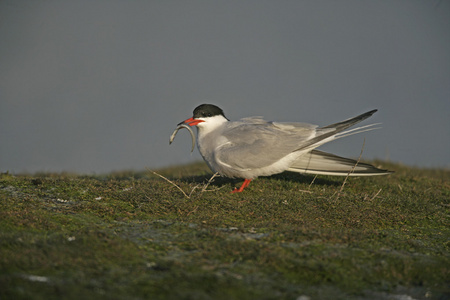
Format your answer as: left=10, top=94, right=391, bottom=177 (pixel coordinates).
left=0, top=161, right=449, bottom=300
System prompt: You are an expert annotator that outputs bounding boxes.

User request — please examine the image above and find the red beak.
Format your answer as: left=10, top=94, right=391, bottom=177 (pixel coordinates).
left=178, top=117, right=205, bottom=126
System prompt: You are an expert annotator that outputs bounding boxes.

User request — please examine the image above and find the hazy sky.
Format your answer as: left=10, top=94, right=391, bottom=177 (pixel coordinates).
left=1, top=1, right=449, bottom=174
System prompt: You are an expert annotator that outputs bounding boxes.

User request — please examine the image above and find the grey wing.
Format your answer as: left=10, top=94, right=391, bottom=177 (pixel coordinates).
left=217, top=121, right=317, bottom=170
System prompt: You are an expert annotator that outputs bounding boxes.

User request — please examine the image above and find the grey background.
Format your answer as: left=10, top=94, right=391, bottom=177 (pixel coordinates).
left=1, top=1, right=449, bottom=174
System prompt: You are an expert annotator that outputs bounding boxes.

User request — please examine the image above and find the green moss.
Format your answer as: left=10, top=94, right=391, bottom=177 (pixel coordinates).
left=1, top=162, right=449, bottom=299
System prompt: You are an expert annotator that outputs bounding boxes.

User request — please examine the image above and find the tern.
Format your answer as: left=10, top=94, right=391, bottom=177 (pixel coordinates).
left=176, top=104, right=391, bottom=193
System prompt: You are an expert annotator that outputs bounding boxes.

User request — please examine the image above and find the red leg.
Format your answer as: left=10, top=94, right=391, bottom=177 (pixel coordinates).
left=231, top=179, right=252, bottom=193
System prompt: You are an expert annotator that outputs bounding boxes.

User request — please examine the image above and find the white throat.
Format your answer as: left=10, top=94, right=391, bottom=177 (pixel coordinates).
left=196, top=115, right=228, bottom=135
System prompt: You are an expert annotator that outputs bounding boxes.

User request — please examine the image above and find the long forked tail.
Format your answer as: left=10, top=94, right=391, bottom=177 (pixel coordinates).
left=287, top=149, right=392, bottom=176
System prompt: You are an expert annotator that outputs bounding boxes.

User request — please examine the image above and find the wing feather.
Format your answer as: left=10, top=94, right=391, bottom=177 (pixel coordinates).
left=216, top=120, right=317, bottom=170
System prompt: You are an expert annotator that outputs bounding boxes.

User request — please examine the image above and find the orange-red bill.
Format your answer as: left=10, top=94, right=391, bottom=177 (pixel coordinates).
left=178, top=117, right=205, bottom=126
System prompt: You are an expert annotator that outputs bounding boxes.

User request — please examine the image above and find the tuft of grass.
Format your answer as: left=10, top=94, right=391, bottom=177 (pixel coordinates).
left=0, top=161, right=449, bottom=300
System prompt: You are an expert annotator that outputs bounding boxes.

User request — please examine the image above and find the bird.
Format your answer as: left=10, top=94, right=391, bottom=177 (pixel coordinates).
left=176, top=104, right=392, bottom=193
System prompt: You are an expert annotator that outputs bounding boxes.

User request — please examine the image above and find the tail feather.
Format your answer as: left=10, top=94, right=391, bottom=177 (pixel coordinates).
left=335, top=123, right=381, bottom=139
left=287, top=149, right=392, bottom=176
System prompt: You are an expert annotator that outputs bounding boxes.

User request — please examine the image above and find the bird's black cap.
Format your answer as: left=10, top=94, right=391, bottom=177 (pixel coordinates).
left=193, top=104, right=228, bottom=119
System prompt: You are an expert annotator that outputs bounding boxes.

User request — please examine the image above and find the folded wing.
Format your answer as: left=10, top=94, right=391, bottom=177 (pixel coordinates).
left=288, top=149, right=392, bottom=176
left=217, top=119, right=318, bottom=170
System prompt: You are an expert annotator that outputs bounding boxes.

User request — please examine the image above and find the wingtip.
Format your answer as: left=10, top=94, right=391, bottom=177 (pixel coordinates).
left=366, top=109, right=378, bottom=116
left=356, top=109, right=378, bottom=121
